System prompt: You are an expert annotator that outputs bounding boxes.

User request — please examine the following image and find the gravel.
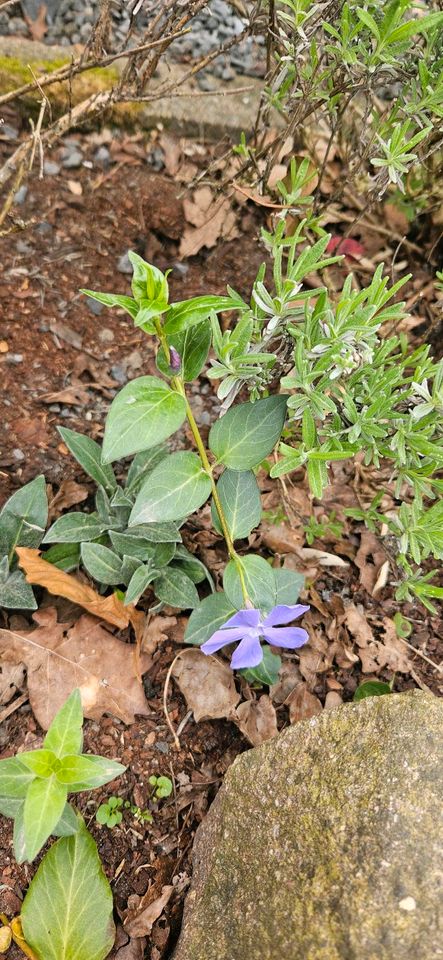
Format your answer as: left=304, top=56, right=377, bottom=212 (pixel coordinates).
left=5, top=1, right=265, bottom=80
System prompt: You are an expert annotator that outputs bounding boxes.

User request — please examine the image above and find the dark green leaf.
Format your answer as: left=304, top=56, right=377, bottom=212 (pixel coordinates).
left=80, top=290, right=139, bottom=319
left=124, top=562, right=157, bottom=606
left=353, top=681, right=392, bottom=702
left=154, top=567, right=199, bottom=609
left=184, top=591, right=235, bottom=646
left=223, top=555, right=276, bottom=611
left=44, top=542, right=80, bottom=572
left=164, top=295, right=242, bottom=336
left=0, top=475, right=48, bottom=557
left=157, top=321, right=211, bottom=381
left=125, top=445, right=169, bottom=494
left=58, top=428, right=117, bottom=494
left=80, top=543, right=123, bottom=586
left=211, top=469, right=261, bottom=540
left=43, top=512, right=107, bottom=544
left=109, top=530, right=175, bottom=566
left=209, top=396, right=287, bottom=470
left=129, top=452, right=211, bottom=524
left=241, top=646, right=281, bottom=686
left=273, top=568, right=304, bottom=605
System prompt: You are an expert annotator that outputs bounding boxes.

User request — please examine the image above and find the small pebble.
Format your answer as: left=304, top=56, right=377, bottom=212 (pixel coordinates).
left=155, top=742, right=170, bottom=755
left=99, top=328, right=115, bottom=343
left=44, top=160, right=61, bottom=176
left=14, top=185, right=28, bottom=204
left=117, top=252, right=133, bottom=274
left=7, top=354, right=23, bottom=364
left=86, top=296, right=104, bottom=316
left=35, top=221, right=53, bottom=235
left=61, top=149, right=83, bottom=169
left=12, top=449, right=25, bottom=461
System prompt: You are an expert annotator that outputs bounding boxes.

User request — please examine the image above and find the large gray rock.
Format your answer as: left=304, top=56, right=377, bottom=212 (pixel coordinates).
left=174, top=691, right=443, bottom=960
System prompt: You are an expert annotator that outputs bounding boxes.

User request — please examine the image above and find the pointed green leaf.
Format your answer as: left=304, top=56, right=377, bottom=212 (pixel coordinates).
left=52, top=803, right=81, bottom=837
left=157, top=320, right=212, bottom=381
left=80, top=543, right=123, bottom=586
left=129, top=452, right=211, bottom=524
left=23, top=776, right=68, bottom=861
left=124, top=562, right=157, bottom=606
left=164, top=294, right=243, bottom=336
left=173, top=545, right=212, bottom=585
left=102, top=376, right=186, bottom=464
left=43, top=512, right=107, bottom=544
left=56, top=755, right=126, bottom=792
left=209, top=396, right=287, bottom=470
left=58, top=428, right=117, bottom=494
left=0, top=796, right=24, bottom=818
left=273, top=568, right=304, bottom=605
left=223, top=555, right=276, bottom=611
left=0, top=757, right=35, bottom=799
left=241, top=645, right=281, bottom=686
left=184, top=592, right=236, bottom=646
left=211, top=469, right=262, bottom=540
left=43, top=542, right=80, bottom=572
left=0, top=475, right=48, bottom=556
left=21, top=820, right=115, bottom=960
left=80, top=289, right=139, bottom=319
left=0, top=568, right=37, bottom=609
left=19, top=749, right=57, bottom=778
left=125, top=445, right=169, bottom=494
left=43, top=689, right=83, bottom=758
left=109, top=530, right=175, bottom=565
left=153, top=567, right=199, bottom=609
left=120, top=521, right=182, bottom=543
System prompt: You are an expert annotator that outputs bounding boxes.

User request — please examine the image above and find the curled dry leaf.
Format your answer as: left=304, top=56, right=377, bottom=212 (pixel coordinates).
left=296, top=548, right=349, bottom=567
left=344, top=604, right=374, bottom=647
left=180, top=189, right=238, bottom=258
left=355, top=531, right=387, bottom=594
left=48, top=479, right=89, bottom=521
left=172, top=649, right=240, bottom=723
left=270, top=661, right=302, bottom=705
left=288, top=682, right=322, bottom=724
left=0, top=608, right=151, bottom=728
left=108, top=927, right=147, bottom=959
left=260, top=523, right=303, bottom=554
left=16, top=547, right=131, bottom=630
left=0, top=662, right=26, bottom=706
left=124, top=885, right=174, bottom=939
left=141, top=615, right=178, bottom=657
left=233, top=695, right=278, bottom=746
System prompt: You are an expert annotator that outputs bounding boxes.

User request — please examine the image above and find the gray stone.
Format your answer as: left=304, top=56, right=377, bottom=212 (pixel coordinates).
left=14, top=186, right=28, bottom=204
left=61, top=149, right=83, bottom=169
left=86, top=296, right=104, bottom=315
left=98, top=327, right=114, bottom=343
left=174, top=691, right=443, bottom=960
left=117, top=251, right=133, bottom=274
left=44, top=160, right=61, bottom=176
left=12, top=448, right=24, bottom=461
left=94, top=145, right=111, bottom=166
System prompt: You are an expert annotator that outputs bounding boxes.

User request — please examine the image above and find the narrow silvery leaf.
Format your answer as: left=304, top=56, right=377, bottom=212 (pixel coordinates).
left=184, top=591, right=236, bottom=646
left=209, top=396, right=287, bottom=470
left=154, top=567, right=199, bottom=609
left=211, top=469, right=262, bottom=540
left=43, top=689, right=83, bottom=758
left=129, top=452, right=211, bottom=524
left=58, top=428, right=117, bottom=494
left=80, top=543, right=123, bottom=586
left=0, top=475, right=48, bottom=556
left=123, top=521, right=182, bottom=543
left=22, top=820, right=115, bottom=960
left=43, top=512, right=107, bottom=544
left=102, top=376, right=186, bottom=463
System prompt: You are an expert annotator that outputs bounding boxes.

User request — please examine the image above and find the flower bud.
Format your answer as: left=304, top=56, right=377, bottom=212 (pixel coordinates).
left=169, top=347, right=181, bottom=373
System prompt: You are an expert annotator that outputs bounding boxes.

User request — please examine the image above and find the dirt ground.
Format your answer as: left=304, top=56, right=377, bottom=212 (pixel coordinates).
left=0, top=118, right=442, bottom=959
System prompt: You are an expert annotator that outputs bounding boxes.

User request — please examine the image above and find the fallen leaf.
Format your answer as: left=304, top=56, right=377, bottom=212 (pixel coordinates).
left=326, top=236, right=365, bottom=260
left=355, top=531, right=387, bottom=594
left=379, top=618, right=411, bottom=673
left=270, top=661, right=302, bottom=705
left=108, top=927, right=147, bottom=959
left=48, top=479, right=89, bottom=520
left=297, top=547, right=349, bottom=567
left=233, top=695, right=278, bottom=746
left=299, top=620, right=335, bottom=685
left=0, top=608, right=151, bottom=728
left=48, top=319, right=82, bottom=350
left=16, top=548, right=131, bottom=630
left=42, top=384, right=92, bottom=406
left=288, top=682, right=322, bottom=723
left=261, top=523, right=303, bottom=554
left=67, top=179, right=83, bottom=196
left=124, top=885, right=174, bottom=939
left=344, top=604, right=374, bottom=647
left=180, top=191, right=238, bottom=258
left=141, top=615, right=177, bottom=657
left=159, top=135, right=182, bottom=176
left=0, top=662, right=25, bottom=705
left=0, top=340, right=8, bottom=353
left=172, top=649, right=240, bottom=722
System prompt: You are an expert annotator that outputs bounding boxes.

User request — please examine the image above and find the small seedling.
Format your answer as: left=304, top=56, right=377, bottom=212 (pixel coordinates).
left=149, top=775, right=173, bottom=799
left=96, top=796, right=123, bottom=828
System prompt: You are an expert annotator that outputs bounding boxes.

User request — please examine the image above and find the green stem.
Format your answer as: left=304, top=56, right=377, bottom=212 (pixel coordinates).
left=154, top=318, right=250, bottom=605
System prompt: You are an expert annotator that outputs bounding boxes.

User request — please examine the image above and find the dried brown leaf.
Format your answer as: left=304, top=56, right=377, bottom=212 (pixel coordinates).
left=288, top=682, right=322, bottom=724
left=234, top=695, right=278, bottom=746
left=24, top=2, right=47, bottom=41
left=344, top=604, right=374, bottom=647
left=180, top=195, right=238, bottom=258
left=297, top=547, right=349, bottom=567
left=16, top=548, right=131, bottom=630
left=124, top=886, right=174, bottom=939
left=260, top=523, right=303, bottom=554
left=0, top=662, right=25, bottom=705
left=355, top=531, right=387, bottom=594
left=270, top=661, right=302, bottom=705
left=172, top=649, right=240, bottom=722
left=0, top=608, right=151, bottom=728
left=141, top=615, right=177, bottom=657
left=108, top=927, right=147, bottom=959
left=48, top=479, right=88, bottom=521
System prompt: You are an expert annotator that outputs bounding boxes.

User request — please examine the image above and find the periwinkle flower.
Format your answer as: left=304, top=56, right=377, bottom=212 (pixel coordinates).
left=201, top=604, right=309, bottom=670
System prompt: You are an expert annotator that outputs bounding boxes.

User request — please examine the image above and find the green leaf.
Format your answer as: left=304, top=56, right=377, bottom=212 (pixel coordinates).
left=23, top=776, right=68, bottom=861
left=0, top=568, right=37, bottom=610
left=13, top=803, right=27, bottom=864
left=0, top=475, right=48, bottom=557
left=353, top=680, right=392, bottom=701
left=56, top=755, right=126, bottom=792
left=102, top=376, right=186, bottom=464
left=154, top=567, right=199, bottom=609
left=356, top=7, right=380, bottom=39
left=125, top=445, right=169, bottom=494
left=43, top=512, right=107, bottom=544
left=164, top=295, right=242, bottom=336
left=0, top=796, right=24, bottom=818
left=211, top=469, right=261, bottom=540
left=209, top=396, right=287, bottom=470
left=52, top=803, right=81, bottom=837
left=0, top=757, right=35, bottom=799
left=80, top=543, right=123, bottom=586
left=58, top=428, right=117, bottom=494
left=241, top=646, right=281, bottom=686
left=273, top=568, right=304, bottom=604
left=120, top=554, right=142, bottom=586
left=184, top=591, right=235, bottom=646
left=223, top=555, right=276, bottom=611
left=157, top=321, right=212, bottom=381
left=124, top=562, right=157, bottom=606
left=80, top=289, right=139, bottom=319
left=173, top=545, right=211, bottom=585
left=109, top=530, right=175, bottom=565
left=120, top=521, right=182, bottom=543
left=43, top=542, right=80, bottom=572
left=19, top=749, right=57, bottom=779
left=307, top=458, right=328, bottom=499
left=128, top=251, right=169, bottom=307
left=129, top=452, right=211, bottom=524
left=21, top=820, right=115, bottom=960
left=43, top=689, right=83, bottom=758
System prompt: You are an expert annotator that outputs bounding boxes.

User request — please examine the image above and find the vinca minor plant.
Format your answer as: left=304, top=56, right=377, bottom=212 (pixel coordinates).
left=0, top=689, right=125, bottom=960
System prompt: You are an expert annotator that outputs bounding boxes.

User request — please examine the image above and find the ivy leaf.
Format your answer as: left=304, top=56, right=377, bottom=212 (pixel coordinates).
left=129, top=452, right=211, bottom=524
left=211, top=469, right=262, bottom=540
left=21, top=820, right=115, bottom=960
left=102, top=377, right=186, bottom=464
left=184, top=592, right=235, bottom=646
left=209, top=396, right=287, bottom=470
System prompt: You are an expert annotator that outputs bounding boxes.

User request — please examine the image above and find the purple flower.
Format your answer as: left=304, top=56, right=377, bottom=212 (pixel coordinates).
left=169, top=347, right=181, bottom=373
left=201, top=604, right=310, bottom=670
